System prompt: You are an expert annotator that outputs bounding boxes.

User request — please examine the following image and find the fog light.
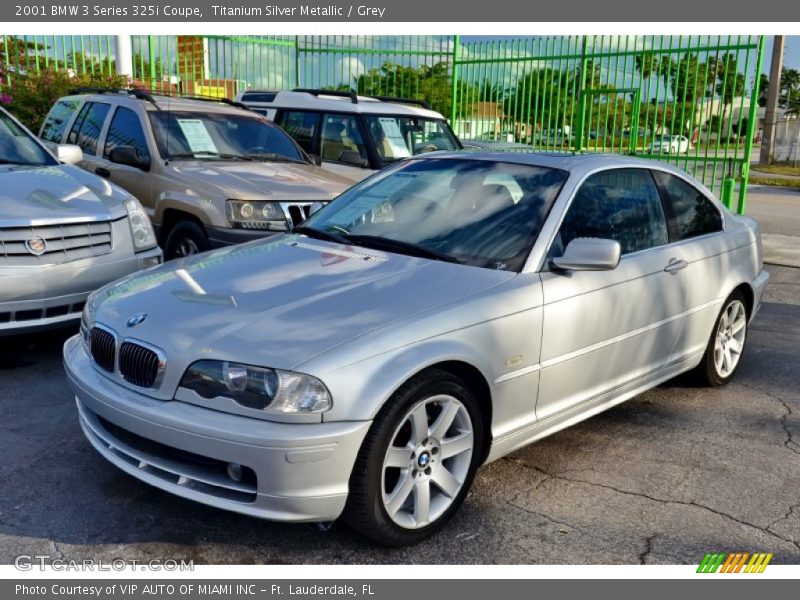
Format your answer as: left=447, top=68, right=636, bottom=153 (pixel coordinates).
left=227, top=462, right=243, bottom=483
left=142, top=255, right=162, bottom=268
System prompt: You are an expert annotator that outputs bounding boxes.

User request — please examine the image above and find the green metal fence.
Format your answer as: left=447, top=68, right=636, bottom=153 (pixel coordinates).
left=0, top=34, right=765, bottom=213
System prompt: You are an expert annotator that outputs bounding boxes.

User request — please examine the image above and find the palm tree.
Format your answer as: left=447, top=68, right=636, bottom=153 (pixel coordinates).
left=780, top=67, right=800, bottom=109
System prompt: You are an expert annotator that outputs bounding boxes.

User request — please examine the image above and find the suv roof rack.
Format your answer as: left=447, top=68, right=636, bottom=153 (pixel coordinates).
left=289, top=88, right=431, bottom=110
left=292, top=88, right=359, bottom=103
left=175, top=95, right=251, bottom=111
left=68, top=87, right=159, bottom=108
left=369, top=95, right=432, bottom=110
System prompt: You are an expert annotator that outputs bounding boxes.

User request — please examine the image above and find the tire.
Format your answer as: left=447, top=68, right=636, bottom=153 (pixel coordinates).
left=163, top=220, right=209, bottom=261
left=344, top=368, right=484, bottom=546
left=695, top=290, right=749, bottom=386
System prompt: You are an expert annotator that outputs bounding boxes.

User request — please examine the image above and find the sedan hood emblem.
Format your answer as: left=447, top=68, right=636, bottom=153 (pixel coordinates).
left=25, top=237, right=47, bottom=256
left=126, top=313, right=148, bottom=328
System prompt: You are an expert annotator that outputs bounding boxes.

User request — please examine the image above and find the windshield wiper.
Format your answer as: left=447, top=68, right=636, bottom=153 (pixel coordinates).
left=344, top=234, right=460, bottom=263
left=245, top=152, right=305, bottom=164
left=291, top=225, right=349, bottom=245
left=167, top=151, right=256, bottom=161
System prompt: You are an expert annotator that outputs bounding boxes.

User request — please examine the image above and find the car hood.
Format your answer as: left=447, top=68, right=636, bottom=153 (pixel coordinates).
left=0, top=164, right=128, bottom=225
left=167, top=160, right=352, bottom=201
left=90, top=236, right=515, bottom=373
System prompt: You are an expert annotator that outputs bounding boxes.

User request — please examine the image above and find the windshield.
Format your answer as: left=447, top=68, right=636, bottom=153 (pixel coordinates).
left=149, top=110, right=305, bottom=162
left=301, top=158, right=568, bottom=271
left=365, top=116, right=459, bottom=165
left=0, top=110, right=56, bottom=167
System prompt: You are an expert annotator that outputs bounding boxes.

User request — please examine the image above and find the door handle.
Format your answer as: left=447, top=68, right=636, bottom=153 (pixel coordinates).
left=94, top=167, right=111, bottom=179
left=664, top=258, right=688, bottom=274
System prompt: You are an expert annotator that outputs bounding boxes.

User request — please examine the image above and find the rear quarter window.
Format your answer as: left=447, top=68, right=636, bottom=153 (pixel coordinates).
left=652, top=171, right=722, bottom=240
left=41, top=99, right=79, bottom=143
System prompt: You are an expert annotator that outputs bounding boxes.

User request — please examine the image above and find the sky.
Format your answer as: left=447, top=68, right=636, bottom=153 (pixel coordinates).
left=763, top=36, right=800, bottom=73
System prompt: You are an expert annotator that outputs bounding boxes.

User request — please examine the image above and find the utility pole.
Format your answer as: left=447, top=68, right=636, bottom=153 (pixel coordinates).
left=114, top=35, right=133, bottom=78
left=759, top=35, right=784, bottom=164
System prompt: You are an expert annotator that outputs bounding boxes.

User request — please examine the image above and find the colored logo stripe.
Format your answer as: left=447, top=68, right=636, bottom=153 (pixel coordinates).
left=697, top=552, right=773, bottom=573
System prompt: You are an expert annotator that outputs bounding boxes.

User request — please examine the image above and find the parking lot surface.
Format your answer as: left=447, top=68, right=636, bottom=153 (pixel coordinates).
left=1, top=266, right=798, bottom=565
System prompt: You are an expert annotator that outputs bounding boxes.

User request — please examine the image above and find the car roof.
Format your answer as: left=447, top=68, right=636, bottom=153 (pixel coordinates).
left=417, top=151, right=702, bottom=181
left=61, top=92, right=256, bottom=116
left=237, top=90, right=446, bottom=119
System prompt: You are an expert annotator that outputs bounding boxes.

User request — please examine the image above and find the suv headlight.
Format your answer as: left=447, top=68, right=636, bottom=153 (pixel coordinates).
left=227, top=200, right=288, bottom=231
left=124, top=198, right=157, bottom=251
left=180, top=360, right=332, bottom=414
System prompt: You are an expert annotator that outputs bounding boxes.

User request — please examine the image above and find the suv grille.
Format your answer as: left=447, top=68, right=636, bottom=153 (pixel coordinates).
left=90, top=327, right=116, bottom=372
left=286, top=204, right=312, bottom=227
left=119, top=342, right=161, bottom=388
left=0, top=221, right=113, bottom=265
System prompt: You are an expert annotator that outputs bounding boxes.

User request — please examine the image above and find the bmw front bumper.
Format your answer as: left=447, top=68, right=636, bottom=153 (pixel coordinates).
left=63, top=335, right=370, bottom=522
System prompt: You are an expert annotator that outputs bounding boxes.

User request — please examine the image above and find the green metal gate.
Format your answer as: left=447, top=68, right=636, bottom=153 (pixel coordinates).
left=451, top=35, right=765, bottom=214
left=0, top=34, right=765, bottom=213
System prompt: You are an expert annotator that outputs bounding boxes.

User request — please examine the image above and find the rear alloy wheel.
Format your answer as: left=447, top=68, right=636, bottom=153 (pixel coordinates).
left=164, top=220, right=209, bottom=260
left=345, top=369, right=483, bottom=546
left=697, top=291, right=748, bottom=386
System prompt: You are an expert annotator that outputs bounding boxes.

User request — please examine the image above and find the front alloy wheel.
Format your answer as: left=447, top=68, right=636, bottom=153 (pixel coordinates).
left=381, top=395, right=474, bottom=529
left=345, top=369, right=483, bottom=546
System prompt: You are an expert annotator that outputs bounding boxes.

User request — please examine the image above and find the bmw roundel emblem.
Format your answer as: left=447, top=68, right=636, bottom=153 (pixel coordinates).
left=126, top=313, right=148, bottom=328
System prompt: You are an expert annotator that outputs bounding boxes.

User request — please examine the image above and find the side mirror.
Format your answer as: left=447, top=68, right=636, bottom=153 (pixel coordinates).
left=55, top=144, right=83, bottom=165
left=308, top=201, right=325, bottom=216
left=308, top=153, right=323, bottom=167
left=108, top=145, right=151, bottom=171
left=338, top=150, right=368, bottom=168
left=551, top=238, right=621, bottom=272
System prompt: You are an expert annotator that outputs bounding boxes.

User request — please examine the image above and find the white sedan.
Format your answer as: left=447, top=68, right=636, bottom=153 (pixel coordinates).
left=648, top=135, right=690, bottom=154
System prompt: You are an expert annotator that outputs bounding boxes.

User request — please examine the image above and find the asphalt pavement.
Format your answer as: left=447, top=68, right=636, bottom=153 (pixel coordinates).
left=0, top=188, right=798, bottom=565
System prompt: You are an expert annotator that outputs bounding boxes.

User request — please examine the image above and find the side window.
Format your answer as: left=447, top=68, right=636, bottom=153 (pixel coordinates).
left=278, top=111, right=317, bottom=154
left=67, top=102, right=110, bottom=156
left=652, top=171, right=722, bottom=240
left=320, top=113, right=367, bottom=164
left=103, top=106, right=150, bottom=162
left=555, top=168, right=668, bottom=256
left=41, top=99, right=79, bottom=143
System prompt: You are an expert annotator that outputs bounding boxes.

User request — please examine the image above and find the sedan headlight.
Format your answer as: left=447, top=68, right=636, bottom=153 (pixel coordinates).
left=227, top=200, right=288, bottom=231
left=124, top=198, right=157, bottom=251
left=180, top=360, right=332, bottom=414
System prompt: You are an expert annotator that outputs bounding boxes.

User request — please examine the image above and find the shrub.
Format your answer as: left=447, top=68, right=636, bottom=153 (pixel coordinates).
left=0, top=67, right=130, bottom=133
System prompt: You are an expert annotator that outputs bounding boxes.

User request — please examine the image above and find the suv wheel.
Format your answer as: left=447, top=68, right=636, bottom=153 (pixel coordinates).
left=164, top=221, right=209, bottom=260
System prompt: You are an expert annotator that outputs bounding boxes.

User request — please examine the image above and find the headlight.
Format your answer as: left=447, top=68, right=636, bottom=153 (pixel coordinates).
left=180, top=360, right=332, bottom=414
left=124, top=198, right=157, bottom=251
left=226, top=200, right=288, bottom=231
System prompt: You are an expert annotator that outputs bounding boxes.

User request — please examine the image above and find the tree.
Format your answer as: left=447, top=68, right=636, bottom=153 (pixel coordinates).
left=757, top=73, right=769, bottom=107
left=352, top=61, right=475, bottom=118
left=780, top=67, right=800, bottom=108
left=713, top=53, right=746, bottom=137
left=0, top=35, right=46, bottom=76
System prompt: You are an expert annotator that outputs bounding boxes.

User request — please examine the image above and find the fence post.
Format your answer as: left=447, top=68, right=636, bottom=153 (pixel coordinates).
left=450, top=35, right=460, bottom=125
left=294, top=36, right=300, bottom=88
left=147, top=35, right=156, bottom=90
left=737, top=35, right=766, bottom=215
left=115, top=35, right=133, bottom=77
left=574, top=36, right=589, bottom=154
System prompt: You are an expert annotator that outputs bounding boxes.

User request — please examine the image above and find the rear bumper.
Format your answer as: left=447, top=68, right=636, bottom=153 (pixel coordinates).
left=0, top=248, right=162, bottom=335
left=63, top=335, right=370, bottom=522
left=751, top=269, right=770, bottom=320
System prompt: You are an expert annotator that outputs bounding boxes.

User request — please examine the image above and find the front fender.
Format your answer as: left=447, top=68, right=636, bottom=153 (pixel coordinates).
left=321, top=337, right=495, bottom=424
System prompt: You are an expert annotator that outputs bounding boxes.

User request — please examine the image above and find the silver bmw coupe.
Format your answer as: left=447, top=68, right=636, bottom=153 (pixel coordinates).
left=64, top=153, right=768, bottom=545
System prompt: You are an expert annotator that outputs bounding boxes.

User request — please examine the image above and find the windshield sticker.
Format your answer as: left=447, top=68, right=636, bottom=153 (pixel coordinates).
left=176, top=119, right=218, bottom=154
left=378, top=118, right=411, bottom=158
